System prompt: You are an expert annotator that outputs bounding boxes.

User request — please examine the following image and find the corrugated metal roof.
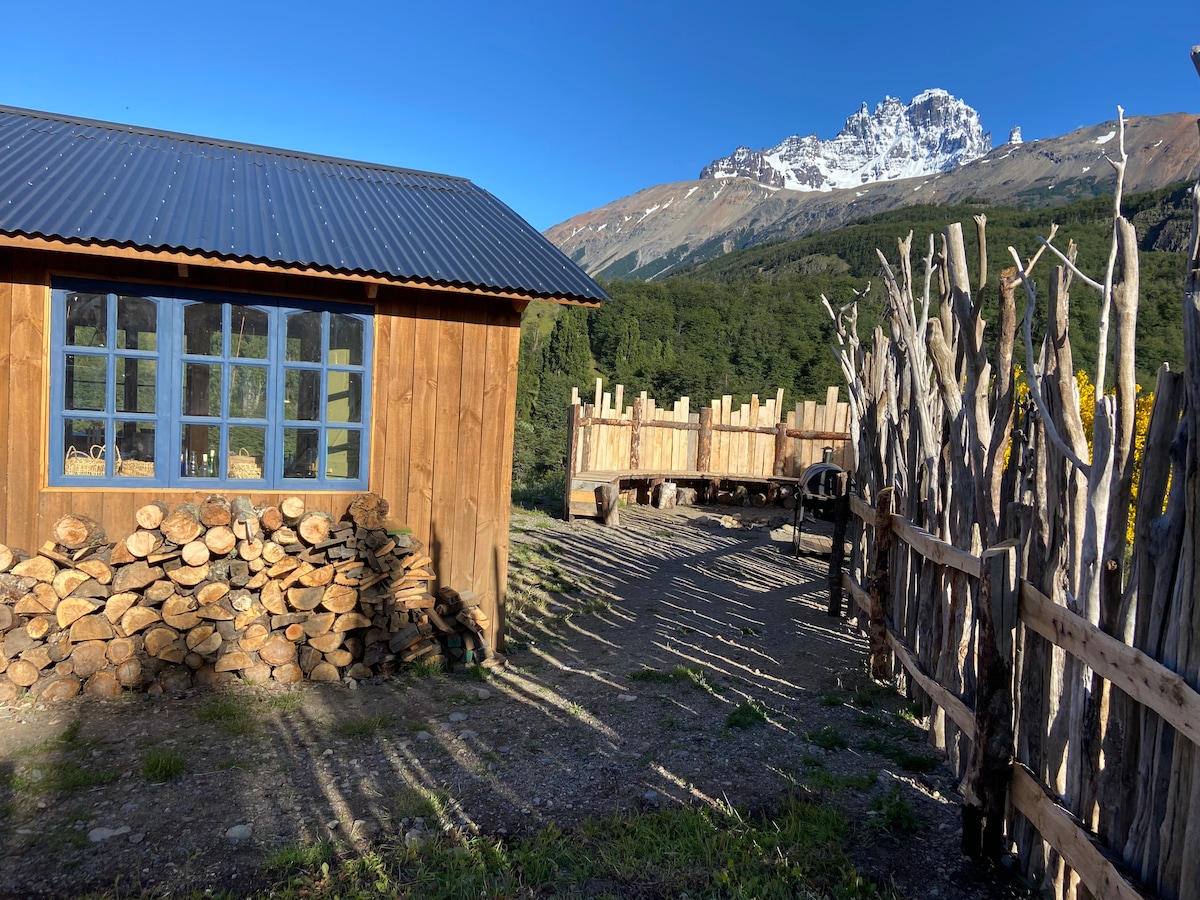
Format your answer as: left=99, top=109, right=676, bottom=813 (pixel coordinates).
left=0, top=105, right=606, bottom=303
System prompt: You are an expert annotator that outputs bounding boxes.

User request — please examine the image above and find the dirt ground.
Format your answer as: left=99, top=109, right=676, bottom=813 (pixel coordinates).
left=0, top=503, right=1027, bottom=898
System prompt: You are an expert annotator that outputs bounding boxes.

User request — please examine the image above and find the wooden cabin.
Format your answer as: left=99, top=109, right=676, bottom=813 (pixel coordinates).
left=0, top=105, right=606, bottom=649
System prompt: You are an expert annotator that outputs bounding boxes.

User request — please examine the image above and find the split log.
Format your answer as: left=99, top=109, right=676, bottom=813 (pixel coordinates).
left=13, top=556, right=58, bottom=583
left=57, top=596, right=99, bottom=629
left=280, top=496, right=306, bottom=523
left=75, top=557, right=113, bottom=585
left=125, top=530, right=161, bottom=559
left=199, top=494, right=233, bottom=527
left=298, top=511, right=334, bottom=545
left=181, top=541, right=211, bottom=567
left=161, top=507, right=204, bottom=545
left=203, top=526, right=237, bottom=556
left=52, top=514, right=106, bottom=550
left=135, top=500, right=169, bottom=530
left=71, top=641, right=110, bottom=677
left=52, top=569, right=91, bottom=600
left=260, top=506, right=284, bottom=532
left=347, top=493, right=389, bottom=530
left=40, top=676, right=81, bottom=701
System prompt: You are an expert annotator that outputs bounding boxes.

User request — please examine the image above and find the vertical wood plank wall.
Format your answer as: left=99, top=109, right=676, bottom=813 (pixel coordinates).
left=572, top=379, right=851, bottom=477
left=0, top=248, right=521, bottom=648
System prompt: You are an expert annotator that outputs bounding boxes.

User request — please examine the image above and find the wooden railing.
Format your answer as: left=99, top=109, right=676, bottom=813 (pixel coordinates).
left=564, top=380, right=851, bottom=521
left=568, top=379, right=851, bottom=478
left=839, top=492, right=1199, bottom=900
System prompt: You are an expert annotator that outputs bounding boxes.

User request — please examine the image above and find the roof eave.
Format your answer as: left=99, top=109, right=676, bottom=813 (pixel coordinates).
left=0, top=233, right=605, bottom=307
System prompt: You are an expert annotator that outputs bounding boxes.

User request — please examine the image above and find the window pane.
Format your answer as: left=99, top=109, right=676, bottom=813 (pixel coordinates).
left=326, top=372, right=361, bottom=423
left=283, top=427, right=319, bottom=478
left=115, top=422, right=156, bottom=478
left=183, top=363, right=222, bottom=417
left=65, top=354, right=107, bottom=411
left=116, top=357, right=156, bottom=413
left=65, top=293, right=107, bottom=347
left=183, top=303, right=223, bottom=356
left=180, top=424, right=219, bottom=477
left=116, top=296, right=157, bottom=351
left=286, top=312, right=322, bottom=362
left=326, top=430, right=360, bottom=480
left=62, top=419, right=107, bottom=476
left=285, top=369, right=321, bottom=421
left=230, top=306, right=269, bottom=359
left=228, top=365, right=267, bottom=419
left=329, top=314, right=364, bottom=366
left=227, top=427, right=265, bottom=479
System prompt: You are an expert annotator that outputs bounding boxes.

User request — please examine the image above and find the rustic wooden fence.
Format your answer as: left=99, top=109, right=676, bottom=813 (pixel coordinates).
left=828, top=99, right=1200, bottom=900
left=564, top=379, right=851, bottom=521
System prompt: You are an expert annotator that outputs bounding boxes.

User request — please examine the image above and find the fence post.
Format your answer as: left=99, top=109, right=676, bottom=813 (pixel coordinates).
left=868, top=487, right=893, bottom=680
left=630, top=397, right=643, bottom=470
left=773, top=421, right=788, bottom=476
left=697, top=407, right=713, bottom=472
left=564, top=402, right=580, bottom=521
left=963, top=539, right=1019, bottom=860
left=826, top=471, right=850, bottom=617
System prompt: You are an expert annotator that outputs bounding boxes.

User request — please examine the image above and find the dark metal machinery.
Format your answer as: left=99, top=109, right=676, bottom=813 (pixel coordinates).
left=792, top=446, right=846, bottom=556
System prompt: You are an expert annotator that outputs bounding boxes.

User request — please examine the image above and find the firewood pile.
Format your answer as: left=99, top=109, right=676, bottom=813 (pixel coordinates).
left=0, top=493, right=497, bottom=703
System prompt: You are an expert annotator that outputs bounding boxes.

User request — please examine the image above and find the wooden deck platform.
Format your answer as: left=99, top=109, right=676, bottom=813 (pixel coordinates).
left=568, top=469, right=802, bottom=523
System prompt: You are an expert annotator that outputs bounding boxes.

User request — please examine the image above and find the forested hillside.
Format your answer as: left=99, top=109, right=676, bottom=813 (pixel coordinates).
left=514, top=182, right=1194, bottom=496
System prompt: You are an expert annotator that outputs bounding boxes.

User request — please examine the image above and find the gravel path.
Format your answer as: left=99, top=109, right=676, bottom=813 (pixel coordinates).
left=0, top=503, right=1021, bottom=898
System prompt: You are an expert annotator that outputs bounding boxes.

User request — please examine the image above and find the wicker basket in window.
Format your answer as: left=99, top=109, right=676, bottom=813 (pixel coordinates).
left=116, top=447, right=155, bottom=478
left=228, top=448, right=262, bottom=479
left=64, top=445, right=107, bottom=476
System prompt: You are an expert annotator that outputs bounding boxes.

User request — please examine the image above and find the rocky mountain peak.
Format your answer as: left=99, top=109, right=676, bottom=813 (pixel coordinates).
left=699, top=89, right=991, bottom=192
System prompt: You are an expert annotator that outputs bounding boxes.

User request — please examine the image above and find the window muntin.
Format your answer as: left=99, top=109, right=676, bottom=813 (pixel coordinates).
left=50, top=281, right=372, bottom=489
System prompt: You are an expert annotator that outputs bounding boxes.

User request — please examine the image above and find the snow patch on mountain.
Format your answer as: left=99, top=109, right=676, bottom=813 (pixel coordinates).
left=699, top=89, right=991, bottom=193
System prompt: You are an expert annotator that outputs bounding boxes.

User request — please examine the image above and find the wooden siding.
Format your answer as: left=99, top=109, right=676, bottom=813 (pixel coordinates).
left=0, top=247, right=521, bottom=648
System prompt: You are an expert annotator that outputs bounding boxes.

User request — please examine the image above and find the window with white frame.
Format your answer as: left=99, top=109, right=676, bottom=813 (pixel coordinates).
left=50, top=280, right=372, bottom=489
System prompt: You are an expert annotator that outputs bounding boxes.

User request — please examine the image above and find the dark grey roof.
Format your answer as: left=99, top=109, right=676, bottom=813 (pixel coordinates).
left=0, top=105, right=606, bottom=303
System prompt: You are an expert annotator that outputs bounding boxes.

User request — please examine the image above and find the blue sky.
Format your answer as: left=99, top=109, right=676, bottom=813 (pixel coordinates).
left=4, top=1, right=1198, bottom=231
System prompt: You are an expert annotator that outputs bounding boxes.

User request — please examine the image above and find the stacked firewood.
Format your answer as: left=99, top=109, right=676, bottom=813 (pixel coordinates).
left=0, top=493, right=489, bottom=702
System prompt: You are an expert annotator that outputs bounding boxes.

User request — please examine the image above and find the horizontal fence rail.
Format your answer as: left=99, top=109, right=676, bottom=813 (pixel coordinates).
left=839, top=493, right=1193, bottom=900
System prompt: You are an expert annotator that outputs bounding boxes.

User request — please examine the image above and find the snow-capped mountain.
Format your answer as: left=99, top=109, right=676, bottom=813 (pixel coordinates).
left=699, top=89, right=991, bottom=192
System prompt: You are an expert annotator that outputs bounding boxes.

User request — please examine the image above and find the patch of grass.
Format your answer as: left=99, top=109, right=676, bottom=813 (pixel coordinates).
left=676, top=625, right=696, bottom=635
left=860, top=736, right=940, bottom=774
left=10, top=760, right=117, bottom=795
left=333, top=713, right=392, bottom=739
left=389, top=787, right=450, bottom=826
left=740, top=625, right=761, bottom=636
left=142, top=747, right=187, bottom=781
left=264, top=840, right=335, bottom=874
left=820, top=692, right=843, bottom=707
left=895, top=701, right=925, bottom=724
left=198, top=695, right=258, bottom=737
left=406, top=656, right=447, bottom=679
left=870, top=785, right=922, bottom=833
left=858, top=713, right=891, bottom=729
left=627, top=665, right=717, bottom=697
left=842, top=771, right=879, bottom=791
left=461, top=665, right=492, bottom=681
left=806, top=726, right=849, bottom=751
left=269, top=795, right=894, bottom=899
left=852, top=682, right=894, bottom=709
left=576, top=597, right=612, bottom=615
left=266, top=693, right=304, bottom=714
left=726, top=700, right=768, bottom=730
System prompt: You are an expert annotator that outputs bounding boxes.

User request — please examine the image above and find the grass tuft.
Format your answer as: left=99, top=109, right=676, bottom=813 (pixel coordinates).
left=333, top=713, right=392, bottom=739
left=806, top=726, right=849, bottom=751
left=726, top=700, right=768, bottom=730
left=198, top=695, right=258, bottom=737
left=142, top=747, right=187, bottom=781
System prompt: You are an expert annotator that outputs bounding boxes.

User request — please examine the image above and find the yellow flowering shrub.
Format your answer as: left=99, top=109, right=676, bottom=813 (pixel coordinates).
left=1075, top=370, right=1154, bottom=547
